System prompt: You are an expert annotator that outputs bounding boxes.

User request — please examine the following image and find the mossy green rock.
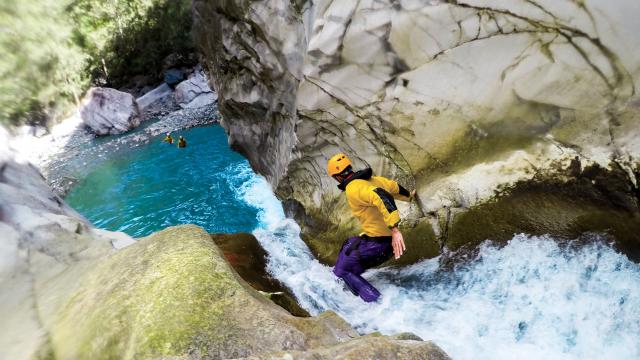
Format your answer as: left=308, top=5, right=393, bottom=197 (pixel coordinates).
left=43, top=225, right=449, bottom=359
left=44, top=225, right=345, bottom=359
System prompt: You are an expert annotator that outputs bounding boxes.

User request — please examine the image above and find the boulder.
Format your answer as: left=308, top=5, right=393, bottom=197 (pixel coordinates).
left=80, top=87, right=141, bottom=136
left=242, top=333, right=450, bottom=360
left=136, top=83, right=175, bottom=113
left=42, top=225, right=449, bottom=359
left=174, top=67, right=218, bottom=109
left=0, top=127, right=134, bottom=360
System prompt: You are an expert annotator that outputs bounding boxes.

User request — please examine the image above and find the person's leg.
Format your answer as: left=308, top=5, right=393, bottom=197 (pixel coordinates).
left=340, top=272, right=382, bottom=302
left=333, top=236, right=388, bottom=302
left=358, top=239, right=393, bottom=269
left=348, top=239, right=393, bottom=302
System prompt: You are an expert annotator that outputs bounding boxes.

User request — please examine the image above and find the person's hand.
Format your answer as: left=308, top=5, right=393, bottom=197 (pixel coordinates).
left=391, top=227, right=406, bottom=260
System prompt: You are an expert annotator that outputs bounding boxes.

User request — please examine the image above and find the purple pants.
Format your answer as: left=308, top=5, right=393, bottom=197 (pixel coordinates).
left=333, top=235, right=393, bottom=302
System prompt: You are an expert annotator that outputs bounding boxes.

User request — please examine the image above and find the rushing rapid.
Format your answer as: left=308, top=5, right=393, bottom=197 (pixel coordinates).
left=232, top=164, right=640, bottom=360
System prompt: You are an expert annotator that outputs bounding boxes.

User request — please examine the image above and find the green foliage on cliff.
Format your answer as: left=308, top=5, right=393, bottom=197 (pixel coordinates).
left=0, top=0, right=193, bottom=127
left=68, top=0, right=194, bottom=88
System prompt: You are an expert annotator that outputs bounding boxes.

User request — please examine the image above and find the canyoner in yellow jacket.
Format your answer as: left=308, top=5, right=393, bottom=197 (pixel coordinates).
left=327, top=153, right=414, bottom=302
left=341, top=171, right=411, bottom=237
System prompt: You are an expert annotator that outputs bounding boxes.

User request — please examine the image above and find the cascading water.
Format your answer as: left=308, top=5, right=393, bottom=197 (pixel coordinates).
left=232, top=163, right=640, bottom=360
left=67, top=125, right=640, bottom=360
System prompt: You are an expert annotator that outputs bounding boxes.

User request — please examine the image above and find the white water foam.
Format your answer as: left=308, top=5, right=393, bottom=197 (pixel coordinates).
left=231, top=164, right=640, bottom=360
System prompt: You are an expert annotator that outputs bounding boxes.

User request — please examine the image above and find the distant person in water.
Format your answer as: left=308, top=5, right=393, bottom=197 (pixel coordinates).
left=163, top=132, right=174, bottom=144
left=178, top=136, right=187, bottom=148
left=327, top=153, right=415, bottom=302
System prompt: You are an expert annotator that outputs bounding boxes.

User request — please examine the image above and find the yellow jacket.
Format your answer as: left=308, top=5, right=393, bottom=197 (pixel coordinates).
left=340, top=168, right=412, bottom=237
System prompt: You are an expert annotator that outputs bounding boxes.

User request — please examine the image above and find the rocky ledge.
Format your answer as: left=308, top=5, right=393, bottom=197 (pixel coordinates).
left=194, top=0, right=640, bottom=264
left=42, top=225, right=450, bottom=359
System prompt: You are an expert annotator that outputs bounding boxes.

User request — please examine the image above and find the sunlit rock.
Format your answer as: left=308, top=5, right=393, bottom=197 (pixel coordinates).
left=0, top=128, right=132, bottom=359
left=80, top=87, right=141, bottom=136
left=136, top=83, right=174, bottom=113
left=175, top=67, right=218, bottom=109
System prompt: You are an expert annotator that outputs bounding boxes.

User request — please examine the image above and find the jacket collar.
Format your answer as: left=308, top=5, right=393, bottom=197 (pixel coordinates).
left=337, top=168, right=372, bottom=191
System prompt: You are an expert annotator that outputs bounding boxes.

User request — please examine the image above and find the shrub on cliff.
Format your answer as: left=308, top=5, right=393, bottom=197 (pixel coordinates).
left=0, top=0, right=193, bottom=127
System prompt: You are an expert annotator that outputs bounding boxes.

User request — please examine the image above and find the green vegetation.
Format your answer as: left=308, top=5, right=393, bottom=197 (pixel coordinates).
left=0, top=0, right=193, bottom=127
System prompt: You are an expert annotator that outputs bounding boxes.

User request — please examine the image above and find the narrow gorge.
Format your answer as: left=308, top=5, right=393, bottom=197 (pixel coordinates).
left=1, top=0, right=640, bottom=359
left=194, top=0, right=640, bottom=263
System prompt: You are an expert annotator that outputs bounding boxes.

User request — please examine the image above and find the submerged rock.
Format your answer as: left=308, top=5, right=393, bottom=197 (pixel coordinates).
left=80, top=87, right=141, bottom=136
left=194, top=0, right=640, bottom=264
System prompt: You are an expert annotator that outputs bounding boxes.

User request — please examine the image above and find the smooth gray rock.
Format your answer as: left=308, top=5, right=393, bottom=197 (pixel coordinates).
left=174, top=68, right=218, bottom=109
left=80, top=87, right=141, bottom=136
left=136, top=83, right=174, bottom=112
left=0, top=125, right=134, bottom=359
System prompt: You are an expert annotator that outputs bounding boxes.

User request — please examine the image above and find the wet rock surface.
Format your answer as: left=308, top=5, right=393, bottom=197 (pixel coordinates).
left=211, top=233, right=310, bottom=317
left=194, top=0, right=640, bottom=263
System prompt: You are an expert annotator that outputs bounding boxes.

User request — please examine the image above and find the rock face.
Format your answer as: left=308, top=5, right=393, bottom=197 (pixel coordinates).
left=211, top=232, right=310, bottom=317
left=42, top=225, right=450, bottom=360
left=80, top=87, right=141, bottom=135
left=175, top=66, right=219, bottom=108
left=194, top=0, right=640, bottom=262
left=0, top=126, right=134, bottom=360
left=243, top=332, right=450, bottom=360
left=136, top=83, right=175, bottom=113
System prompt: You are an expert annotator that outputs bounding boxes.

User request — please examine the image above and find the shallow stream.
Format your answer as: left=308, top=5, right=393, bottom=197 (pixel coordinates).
left=66, top=124, right=640, bottom=360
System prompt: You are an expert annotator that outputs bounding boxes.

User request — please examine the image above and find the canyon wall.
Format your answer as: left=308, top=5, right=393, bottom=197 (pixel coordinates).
left=194, top=0, right=640, bottom=263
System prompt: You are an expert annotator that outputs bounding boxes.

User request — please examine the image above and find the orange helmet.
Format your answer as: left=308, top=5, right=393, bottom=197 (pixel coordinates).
left=327, top=153, right=352, bottom=176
